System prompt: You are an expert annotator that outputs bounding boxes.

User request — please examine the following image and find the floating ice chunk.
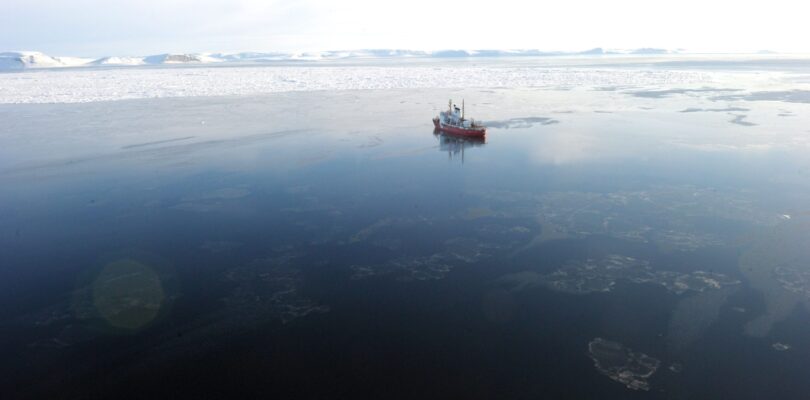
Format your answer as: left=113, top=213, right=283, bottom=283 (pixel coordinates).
left=223, top=254, right=329, bottom=324
left=498, top=255, right=740, bottom=295
left=588, top=338, right=660, bottom=391
left=350, top=237, right=489, bottom=281
left=773, top=263, right=810, bottom=298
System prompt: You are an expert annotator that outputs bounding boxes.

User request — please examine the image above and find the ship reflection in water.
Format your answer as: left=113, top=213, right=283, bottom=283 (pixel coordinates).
left=433, top=130, right=486, bottom=163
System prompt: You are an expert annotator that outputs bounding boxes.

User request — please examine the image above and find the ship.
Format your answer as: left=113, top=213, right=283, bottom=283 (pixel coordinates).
left=432, top=99, right=487, bottom=137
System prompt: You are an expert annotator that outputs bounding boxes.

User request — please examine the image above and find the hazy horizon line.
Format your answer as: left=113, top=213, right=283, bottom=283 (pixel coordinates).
left=2, top=47, right=801, bottom=59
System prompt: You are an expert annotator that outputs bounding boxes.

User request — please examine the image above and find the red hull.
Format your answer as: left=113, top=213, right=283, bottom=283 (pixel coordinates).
left=433, top=118, right=486, bottom=137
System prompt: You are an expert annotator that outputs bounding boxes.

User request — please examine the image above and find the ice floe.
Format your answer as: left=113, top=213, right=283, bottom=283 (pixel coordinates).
left=478, top=186, right=782, bottom=251
left=223, top=254, right=329, bottom=324
left=588, top=338, right=661, bottom=391
left=350, top=237, right=490, bottom=281
left=498, top=254, right=739, bottom=295
left=773, top=263, right=810, bottom=298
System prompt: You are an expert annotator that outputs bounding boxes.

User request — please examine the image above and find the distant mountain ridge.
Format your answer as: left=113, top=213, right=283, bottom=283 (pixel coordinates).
left=0, top=51, right=94, bottom=70
left=0, top=48, right=687, bottom=70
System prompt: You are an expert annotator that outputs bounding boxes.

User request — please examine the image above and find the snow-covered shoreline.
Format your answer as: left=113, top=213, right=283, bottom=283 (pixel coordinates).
left=0, top=48, right=690, bottom=71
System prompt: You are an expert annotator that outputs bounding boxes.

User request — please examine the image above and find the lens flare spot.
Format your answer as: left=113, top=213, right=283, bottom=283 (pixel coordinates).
left=92, top=259, right=164, bottom=330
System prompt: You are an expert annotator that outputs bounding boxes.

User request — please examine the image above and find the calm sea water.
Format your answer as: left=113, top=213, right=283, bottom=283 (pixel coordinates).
left=2, top=80, right=810, bottom=398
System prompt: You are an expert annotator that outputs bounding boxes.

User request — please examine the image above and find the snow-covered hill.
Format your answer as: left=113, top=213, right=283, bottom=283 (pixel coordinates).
left=0, top=51, right=94, bottom=70
left=0, top=52, right=226, bottom=70
left=90, top=56, right=146, bottom=66
left=142, top=53, right=223, bottom=64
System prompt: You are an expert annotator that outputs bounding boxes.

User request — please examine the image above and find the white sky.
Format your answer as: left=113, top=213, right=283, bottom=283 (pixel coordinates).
left=2, top=0, right=809, bottom=56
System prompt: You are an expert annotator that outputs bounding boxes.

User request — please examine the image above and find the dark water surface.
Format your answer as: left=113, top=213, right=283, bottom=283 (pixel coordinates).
left=2, top=88, right=810, bottom=399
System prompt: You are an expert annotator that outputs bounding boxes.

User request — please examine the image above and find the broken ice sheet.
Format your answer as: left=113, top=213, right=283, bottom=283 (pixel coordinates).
left=223, top=254, right=329, bottom=324
left=497, top=254, right=739, bottom=295
left=588, top=338, right=660, bottom=391
left=350, top=237, right=491, bottom=281
left=475, top=185, right=779, bottom=252
left=172, top=187, right=252, bottom=213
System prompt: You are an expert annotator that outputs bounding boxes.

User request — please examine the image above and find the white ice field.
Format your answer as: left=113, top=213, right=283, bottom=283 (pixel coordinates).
left=2, top=55, right=808, bottom=104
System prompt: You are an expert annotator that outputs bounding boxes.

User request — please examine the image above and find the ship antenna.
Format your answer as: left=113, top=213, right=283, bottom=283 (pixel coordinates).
left=462, top=99, right=465, bottom=120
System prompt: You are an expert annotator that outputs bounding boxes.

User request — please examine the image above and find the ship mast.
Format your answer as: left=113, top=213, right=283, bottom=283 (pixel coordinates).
left=462, top=99, right=465, bottom=120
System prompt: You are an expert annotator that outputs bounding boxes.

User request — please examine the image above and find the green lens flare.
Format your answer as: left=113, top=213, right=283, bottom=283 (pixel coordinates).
left=92, top=259, right=165, bottom=330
